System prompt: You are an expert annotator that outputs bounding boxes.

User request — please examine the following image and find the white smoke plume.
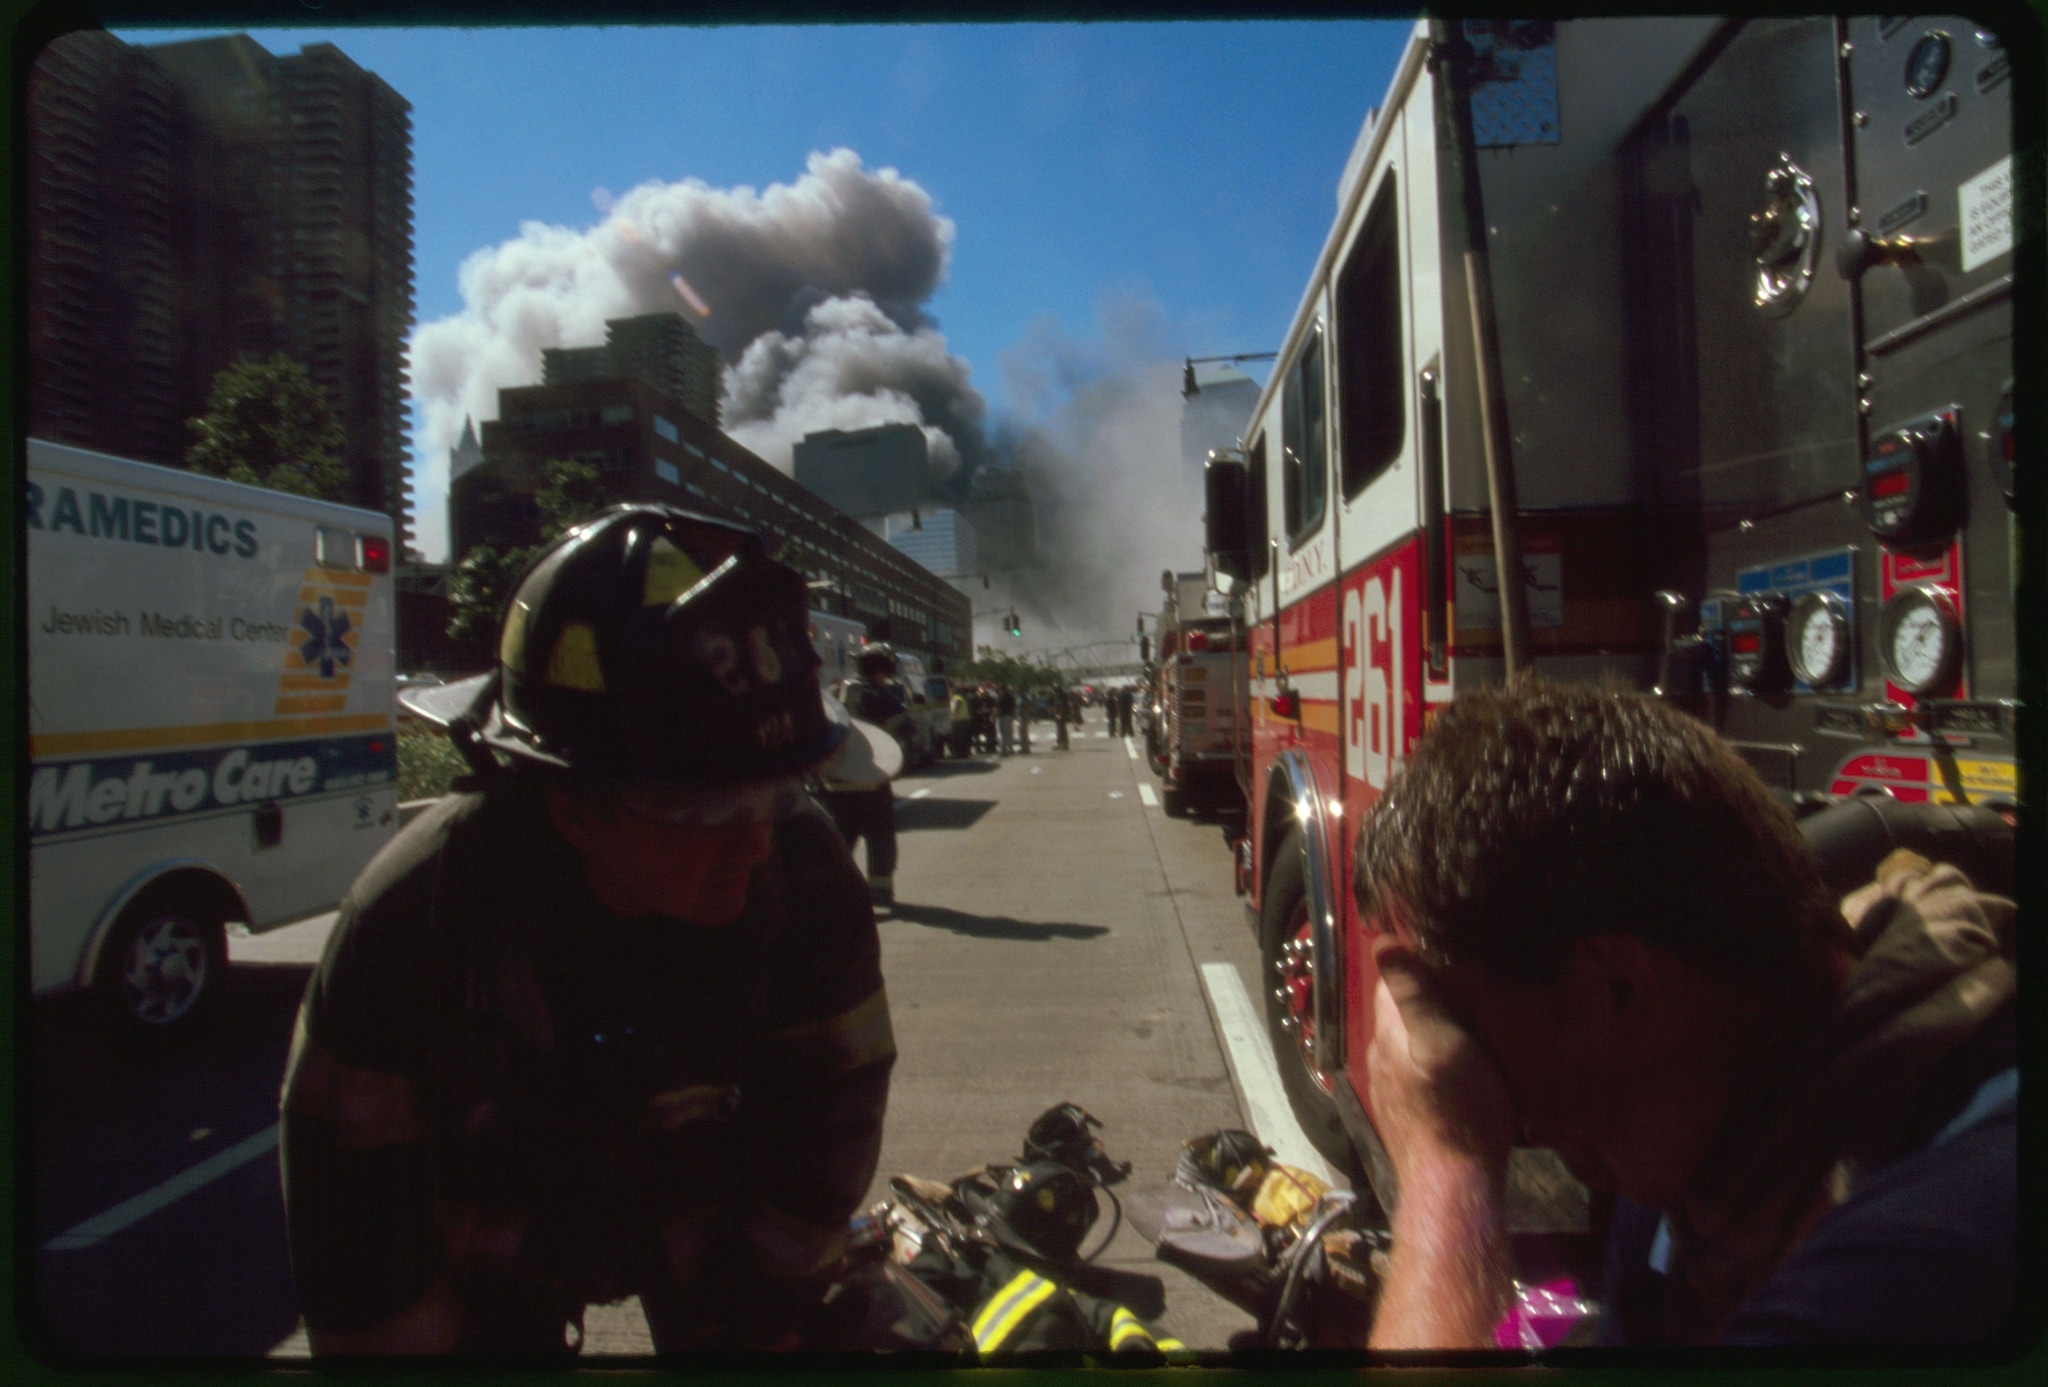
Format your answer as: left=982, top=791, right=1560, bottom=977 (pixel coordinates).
left=723, top=294, right=982, bottom=477
left=408, top=148, right=987, bottom=557
left=983, top=293, right=1221, bottom=653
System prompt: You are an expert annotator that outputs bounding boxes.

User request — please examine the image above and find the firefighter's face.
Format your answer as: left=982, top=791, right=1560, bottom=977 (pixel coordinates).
left=548, top=791, right=774, bottom=925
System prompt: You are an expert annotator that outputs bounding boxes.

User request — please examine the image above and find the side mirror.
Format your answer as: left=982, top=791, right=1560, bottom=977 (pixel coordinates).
left=1204, top=448, right=1252, bottom=583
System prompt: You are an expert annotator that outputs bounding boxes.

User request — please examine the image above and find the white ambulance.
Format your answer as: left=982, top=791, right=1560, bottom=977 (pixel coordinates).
left=25, top=439, right=399, bottom=1034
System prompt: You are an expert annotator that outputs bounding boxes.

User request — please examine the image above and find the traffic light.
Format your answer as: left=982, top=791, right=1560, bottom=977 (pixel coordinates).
left=1006, top=611, right=1022, bottom=638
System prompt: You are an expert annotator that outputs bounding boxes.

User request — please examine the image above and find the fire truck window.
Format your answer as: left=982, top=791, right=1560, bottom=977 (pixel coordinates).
left=1247, top=429, right=1271, bottom=579
left=1337, top=175, right=1404, bottom=501
left=1283, top=327, right=1328, bottom=547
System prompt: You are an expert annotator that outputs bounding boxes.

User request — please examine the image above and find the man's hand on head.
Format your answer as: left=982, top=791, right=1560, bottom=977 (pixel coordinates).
left=1368, top=945, right=1516, bottom=1189
left=1365, top=944, right=1518, bottom=1350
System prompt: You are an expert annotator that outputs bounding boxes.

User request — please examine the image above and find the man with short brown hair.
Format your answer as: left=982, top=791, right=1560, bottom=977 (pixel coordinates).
left=1353, top=680, right=2015, bottom=1347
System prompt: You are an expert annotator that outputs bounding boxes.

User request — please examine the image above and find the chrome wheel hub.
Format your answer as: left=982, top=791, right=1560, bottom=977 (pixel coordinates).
left=122, top=916, right=208, bottom=1025
left=1272, top=917, right=1334, bottom=1095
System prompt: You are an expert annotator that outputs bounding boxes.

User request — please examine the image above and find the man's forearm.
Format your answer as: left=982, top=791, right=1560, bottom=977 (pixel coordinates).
left=1369, top=1158, right=1514, bottom=1350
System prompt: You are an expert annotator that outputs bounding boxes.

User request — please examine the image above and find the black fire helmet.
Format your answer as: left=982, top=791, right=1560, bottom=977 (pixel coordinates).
left=958, top=1162, right=1100, bottom=1267
left=406, top=506, right=845, bottom=786
left=855, top=641, right=898, bottom=675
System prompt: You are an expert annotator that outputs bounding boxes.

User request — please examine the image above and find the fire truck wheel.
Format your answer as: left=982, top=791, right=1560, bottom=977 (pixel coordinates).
left=1161, top=784, right=1189, bottom=817
left=1259, top=831, right=1358, bottom=1173
left=97, top=889, right=229, bottom=1040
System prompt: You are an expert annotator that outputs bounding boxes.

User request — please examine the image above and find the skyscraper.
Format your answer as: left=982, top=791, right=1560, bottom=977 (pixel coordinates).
left=542, top=312, right=723, bottom=427
left=25, top=31, right=192, bottom=467
left=25, top=30, right=417, bottom=553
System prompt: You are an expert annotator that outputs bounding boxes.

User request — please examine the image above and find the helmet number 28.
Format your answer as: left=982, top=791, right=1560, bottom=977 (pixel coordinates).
left=698, top=625, right=790, bottom=696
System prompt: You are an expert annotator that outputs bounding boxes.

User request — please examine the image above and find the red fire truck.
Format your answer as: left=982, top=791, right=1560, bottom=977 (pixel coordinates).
left=1199, top=16, right=2019, bottom=1204
left=1142, top=570, right=1247, bottom=816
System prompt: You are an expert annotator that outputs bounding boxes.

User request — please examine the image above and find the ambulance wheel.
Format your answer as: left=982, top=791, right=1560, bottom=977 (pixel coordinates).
left=1259, top=832, right=1356, bottom=1172
left=98, top=890, right=229, bottom=1038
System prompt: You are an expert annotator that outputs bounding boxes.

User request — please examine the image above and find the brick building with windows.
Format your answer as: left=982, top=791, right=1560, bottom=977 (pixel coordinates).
left=451, top=376, right=971, bottom=665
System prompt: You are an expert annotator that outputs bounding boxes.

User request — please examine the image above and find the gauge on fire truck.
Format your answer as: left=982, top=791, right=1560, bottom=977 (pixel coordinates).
left=1988, top=380, right=2014, bottom=510
left=1786, top=590, right=1853, bottom=690
left=1860, top=410, right=1962, bottom=547
left=1727, top=593, right=1792, bottom=696
left=1879, top=585, right=1963, bottom=696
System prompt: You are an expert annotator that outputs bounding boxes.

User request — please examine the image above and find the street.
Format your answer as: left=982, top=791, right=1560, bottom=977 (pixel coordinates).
left=27, top=710, right=1329, bottom=1359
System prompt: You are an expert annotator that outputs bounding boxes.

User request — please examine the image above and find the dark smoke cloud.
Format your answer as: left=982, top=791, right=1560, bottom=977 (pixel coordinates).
left=410, top=149, right=986, bottom=556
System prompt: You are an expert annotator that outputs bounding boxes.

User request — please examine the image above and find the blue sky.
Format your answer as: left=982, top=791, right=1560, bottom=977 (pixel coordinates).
left=114, top=20, right=1413, bottom=558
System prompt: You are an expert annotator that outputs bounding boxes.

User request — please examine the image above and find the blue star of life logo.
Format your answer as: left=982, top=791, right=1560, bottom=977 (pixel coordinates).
left=298, top=596, right=354, bottom=678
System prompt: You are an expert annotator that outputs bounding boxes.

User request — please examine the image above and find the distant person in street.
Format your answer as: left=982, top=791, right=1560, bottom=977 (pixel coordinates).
left=281, top=508, right=894, bottom=1355
left=971, top=686, right=998, bottom=755
left=1054, top=688, right=1073, bottom=750
left=1351, top=680, right=2015, bottom=1349
left=996, top=685, right=1017, bottom=756
left=1016, top=689, right=1033, bottom=754
left=829, top=643, right=910, bottom=906
left=949, top=684, right=972, bottom=758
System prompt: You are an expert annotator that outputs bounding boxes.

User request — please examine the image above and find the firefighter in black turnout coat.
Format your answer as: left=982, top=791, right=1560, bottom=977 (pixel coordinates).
left=280, top=508, right=894, bottom=1354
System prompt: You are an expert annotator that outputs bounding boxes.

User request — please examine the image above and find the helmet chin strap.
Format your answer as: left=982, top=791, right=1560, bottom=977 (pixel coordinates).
left=448, top=668, right=510, bottom=781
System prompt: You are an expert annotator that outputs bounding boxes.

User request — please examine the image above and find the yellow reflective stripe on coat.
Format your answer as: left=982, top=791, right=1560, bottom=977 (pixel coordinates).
left=972, top=1270, right=1058, bottom=1353
left=770, top=987, right=896, bottom=1073
left=1109, top=1306, right=1155, bottom=1350
left=1111, top=1306, right=1193, bottom=1360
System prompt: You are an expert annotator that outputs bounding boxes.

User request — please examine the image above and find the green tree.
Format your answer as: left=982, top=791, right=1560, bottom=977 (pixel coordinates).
left=532, top=456, right=606, bottom=539
left=444, top=458, right=611, bottom=657
left=444, top=542, right=535, bottom=654
left=185, top=354, right=350, bottom=501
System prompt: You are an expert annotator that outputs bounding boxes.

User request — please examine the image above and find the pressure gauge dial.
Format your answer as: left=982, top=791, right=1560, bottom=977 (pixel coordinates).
left=1728, top=592, right=1792, bottom=695
left=1989, top=380, right=2015, bottom=510
left=1862, top=410, right=1963, bottom=547
left=1786, top=590, right=1852, bottom=689
left=1879, top=586, right=1963, bottom=696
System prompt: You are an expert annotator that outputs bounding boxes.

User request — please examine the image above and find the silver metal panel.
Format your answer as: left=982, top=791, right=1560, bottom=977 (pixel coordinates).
left=1847, top=17, right=2014, bottom=343
left=1627, top=18, right=1860, bottom=522
left=1446, top=17, right=1723, bottom=513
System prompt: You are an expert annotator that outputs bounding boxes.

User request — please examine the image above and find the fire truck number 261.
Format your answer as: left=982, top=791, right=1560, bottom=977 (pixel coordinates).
left=1344, top=563, right=1406, bottom=793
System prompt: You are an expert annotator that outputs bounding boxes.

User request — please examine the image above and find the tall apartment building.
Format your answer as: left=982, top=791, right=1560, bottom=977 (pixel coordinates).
left=450, top=378, right=970, bottom=663
left=25, top=31, right=193, bottom=466
left=542, top=312, right=723, bottom=427
left=25, top=30, right=417, bottom=553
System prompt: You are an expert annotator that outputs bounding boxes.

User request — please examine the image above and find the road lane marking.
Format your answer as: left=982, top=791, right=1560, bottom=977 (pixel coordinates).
left=1137, top=783, right=1159, bottom=808
left=43, top=1124, right=281, bottom=1251
left=909, top=788, right=931, bottom=799
left=1197, top=964, right=1338, bottom=1185
left=1125, top=737, right=1138, bottom=760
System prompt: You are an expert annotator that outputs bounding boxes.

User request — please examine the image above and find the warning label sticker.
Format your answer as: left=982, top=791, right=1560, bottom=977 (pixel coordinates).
left=1959, top=156, right=2012, bottom=273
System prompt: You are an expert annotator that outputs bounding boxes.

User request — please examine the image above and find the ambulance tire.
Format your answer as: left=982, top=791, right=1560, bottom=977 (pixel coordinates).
left=1259, top=833, right=1357, bottom=1174
left=98, top=888, right=230, bottom=1040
